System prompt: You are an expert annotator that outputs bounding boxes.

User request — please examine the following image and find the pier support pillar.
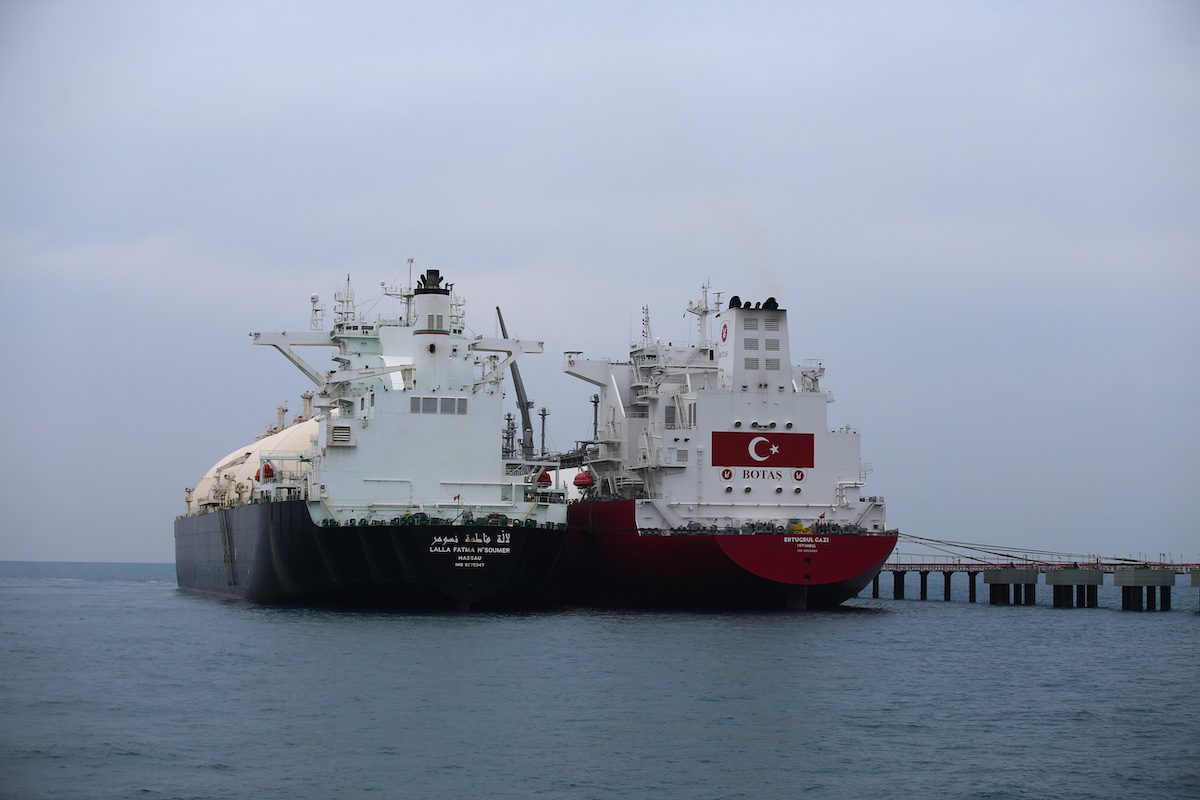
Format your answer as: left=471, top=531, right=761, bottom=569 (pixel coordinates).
left=872, top=574, right=880, bottom=599
left=1161, top=586, right=1171, bottom=611
left=1129, top=587, right=1144, bottom=611
left=1116, top=569, right=1174, bottom=612
left=919, top=571, right=929, bottom=601
left=893, top=571, right=906, bottom=600
left=1046, top=569, right=1103, bottom=610
left=984, top=569, right=1036, bottom=606
left=1023, top=583, right=1036, bottom=605
left=943, top=572, right=953, bottom=602
left=988, top=566, right=1036, bottom=609
left=968, top=572, right=977, bottom=603
left=1086, top=584, right=1098, bottom=608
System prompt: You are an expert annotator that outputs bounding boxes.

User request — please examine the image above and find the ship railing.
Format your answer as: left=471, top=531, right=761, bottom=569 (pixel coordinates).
left=267, top=486, right=306, bottom=502
left=503, top=456, right=563, bottom=481
left=261, top=469, right=309, bottom=485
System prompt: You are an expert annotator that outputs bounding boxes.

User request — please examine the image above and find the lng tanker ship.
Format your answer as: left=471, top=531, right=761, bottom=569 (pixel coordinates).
left=555, top=284, right=898, bottom=609
left=175, top=268, right=568, bottom=608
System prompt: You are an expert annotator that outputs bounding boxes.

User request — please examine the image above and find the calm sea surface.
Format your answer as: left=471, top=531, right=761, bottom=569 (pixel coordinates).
left=2, top=562, right=1197, bottom=800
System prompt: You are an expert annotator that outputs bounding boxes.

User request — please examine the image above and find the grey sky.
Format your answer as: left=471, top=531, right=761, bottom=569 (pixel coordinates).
left=2, top=0, right=1197, bottom=563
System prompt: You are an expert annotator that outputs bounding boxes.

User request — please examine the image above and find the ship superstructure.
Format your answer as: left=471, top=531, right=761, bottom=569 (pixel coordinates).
left=556, top=284, right=897, bottom=609
left=176, top=268, right=567, bottom=608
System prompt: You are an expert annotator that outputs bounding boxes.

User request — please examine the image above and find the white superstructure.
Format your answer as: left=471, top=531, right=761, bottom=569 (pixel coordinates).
left=565, top=285, right=886, bottom=534
left=185, top=268, right=566, bottom=527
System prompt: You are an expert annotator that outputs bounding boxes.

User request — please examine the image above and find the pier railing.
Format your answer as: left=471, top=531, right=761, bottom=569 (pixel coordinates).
left=884, top=559, right=1200, bottom=574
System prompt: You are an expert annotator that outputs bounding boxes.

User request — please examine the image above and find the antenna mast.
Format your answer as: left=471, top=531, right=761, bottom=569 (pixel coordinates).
left=333, top=275, right=355, bottom=324
left=686, top=280, right=713, bottom=349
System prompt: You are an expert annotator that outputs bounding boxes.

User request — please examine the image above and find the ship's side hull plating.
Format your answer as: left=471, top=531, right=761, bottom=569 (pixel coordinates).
left=555, top=499, right=897, bottom=609
left=174, top=500, right=565, bottom=609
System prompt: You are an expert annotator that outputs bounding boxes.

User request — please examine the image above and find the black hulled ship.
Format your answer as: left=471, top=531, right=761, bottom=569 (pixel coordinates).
left=175, top=269, right=567, bottom=608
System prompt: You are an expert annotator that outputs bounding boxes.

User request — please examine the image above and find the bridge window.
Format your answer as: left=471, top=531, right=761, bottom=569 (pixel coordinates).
left=411, top=396, right=469, bottom=414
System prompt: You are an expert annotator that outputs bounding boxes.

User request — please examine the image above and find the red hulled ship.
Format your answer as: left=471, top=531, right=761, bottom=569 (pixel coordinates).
left=554, top=285, right=897, bottom=609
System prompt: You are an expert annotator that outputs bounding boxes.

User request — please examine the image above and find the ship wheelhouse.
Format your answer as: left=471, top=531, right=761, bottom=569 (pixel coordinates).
left=564, top=286, right=888, bottom=536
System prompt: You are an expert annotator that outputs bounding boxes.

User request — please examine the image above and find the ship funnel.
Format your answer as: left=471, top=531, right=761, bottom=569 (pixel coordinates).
left=416, top=269, right=450, bottom=295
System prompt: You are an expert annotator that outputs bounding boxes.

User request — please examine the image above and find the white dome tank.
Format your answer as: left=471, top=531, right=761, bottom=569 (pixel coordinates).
left=187, top=419, right=318, bottom=513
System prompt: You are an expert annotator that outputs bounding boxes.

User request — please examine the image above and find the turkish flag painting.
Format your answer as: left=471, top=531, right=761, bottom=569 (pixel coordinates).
left=711, top=432, right=814, bottom=468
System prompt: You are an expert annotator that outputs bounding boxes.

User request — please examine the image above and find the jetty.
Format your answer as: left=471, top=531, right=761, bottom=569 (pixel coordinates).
left=871, top=535, right=1200, bottom=611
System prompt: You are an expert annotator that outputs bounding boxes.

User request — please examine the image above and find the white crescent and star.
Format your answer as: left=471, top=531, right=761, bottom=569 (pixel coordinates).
left=747, top=437, right=781, bottom=462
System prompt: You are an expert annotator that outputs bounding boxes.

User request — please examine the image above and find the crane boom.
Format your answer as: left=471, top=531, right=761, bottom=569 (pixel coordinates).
left=496, top=306, right=535, bottom=459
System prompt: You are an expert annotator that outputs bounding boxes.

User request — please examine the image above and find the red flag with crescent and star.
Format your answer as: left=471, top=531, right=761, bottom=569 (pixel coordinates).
left=711, top=432, right=814, bottom=468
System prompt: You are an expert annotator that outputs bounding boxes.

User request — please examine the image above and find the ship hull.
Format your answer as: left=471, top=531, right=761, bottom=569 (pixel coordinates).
left=554, top=499, right=898, bottom=609
left=174, top=500, right=565, bottom=609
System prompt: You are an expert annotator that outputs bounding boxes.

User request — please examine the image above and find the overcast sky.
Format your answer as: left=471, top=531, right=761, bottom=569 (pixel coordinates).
left=2, top=0, right=1197, bottom=563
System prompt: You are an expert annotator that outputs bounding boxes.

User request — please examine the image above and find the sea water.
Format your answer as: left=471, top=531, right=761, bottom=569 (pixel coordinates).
left=2, top=562, right=1197, bottom=799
